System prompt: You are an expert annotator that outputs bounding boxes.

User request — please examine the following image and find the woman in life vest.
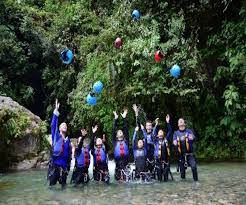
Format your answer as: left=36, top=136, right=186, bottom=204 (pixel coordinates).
left=173, top=118, right=198, bottom=181
left=153, top=114, right=172, bottom=182
left=132, top=125, right=149, bottom=180
left=91, top=125, right=110, bottom=183
left=132, top=104, right=158, bottom=176
left=71, top=128, right=91, bottom=186
left=48, top=99, right=72, bottom=188
left=112, top=109, right=130, bottom=181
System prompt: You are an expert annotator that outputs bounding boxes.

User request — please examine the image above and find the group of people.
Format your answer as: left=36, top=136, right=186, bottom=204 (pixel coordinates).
left=47, top=99, right=198, bottom=188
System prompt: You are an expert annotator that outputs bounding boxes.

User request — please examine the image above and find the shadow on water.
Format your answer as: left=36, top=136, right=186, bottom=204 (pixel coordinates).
left=0, top=162, right=245, bottom=205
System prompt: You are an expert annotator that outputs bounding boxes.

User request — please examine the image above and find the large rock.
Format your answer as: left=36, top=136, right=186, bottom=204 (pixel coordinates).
left=0, top=96, right=50, bottom=171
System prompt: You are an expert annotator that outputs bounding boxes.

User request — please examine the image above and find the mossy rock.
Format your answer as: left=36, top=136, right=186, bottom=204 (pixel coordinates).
left=0, top=96, right=49, bottom=171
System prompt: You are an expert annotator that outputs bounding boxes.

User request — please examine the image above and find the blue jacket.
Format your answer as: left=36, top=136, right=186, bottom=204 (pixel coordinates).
left=90, top=132, right=108, bottom=167
left=132, top=130, right=147, bottom=159
left=173, top=128, right=196, bottom=154
left=141, top=125, right=157, bottom=160
left=51, top=110, right=71, bottom=169
left=153, top=123, right=172, bottom=161
left=75, top=143, right=91, bottom=168
left=112, top=118, right=129, bottom=160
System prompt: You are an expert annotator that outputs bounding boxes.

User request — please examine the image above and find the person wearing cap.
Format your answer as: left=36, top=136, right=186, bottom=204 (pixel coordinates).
left=71, top=128, right=91, bottom=186
left=112, top=109, right=130, bottom=181
left=91, top=125, right=109, bottom=183
left=48, top=99, right=72, bottom=188
left=173, top=118, right=198, bottom=181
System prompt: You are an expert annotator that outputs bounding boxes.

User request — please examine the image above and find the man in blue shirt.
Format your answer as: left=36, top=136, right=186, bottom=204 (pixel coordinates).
left=48, top=99, right=72, bottom=188
left=173, top=118, right=198, bottom=181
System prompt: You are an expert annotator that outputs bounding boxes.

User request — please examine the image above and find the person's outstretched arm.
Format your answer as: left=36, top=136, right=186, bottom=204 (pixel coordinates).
left=152, top=118, right=159, bottom=137
left=121, top=109, right=129, bottom=144
left=165, top=114, right=172, bottom=141
left=132, top=127, right=138, bottom=152
left=141, top=124, right=148, bottom=153
left=51, top=99, right=60, bottom=145
left=112, top=111, right=119, bottom=144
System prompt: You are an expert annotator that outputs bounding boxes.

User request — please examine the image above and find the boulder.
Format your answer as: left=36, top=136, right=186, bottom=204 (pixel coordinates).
left=0, top=96, right=49, bottom=171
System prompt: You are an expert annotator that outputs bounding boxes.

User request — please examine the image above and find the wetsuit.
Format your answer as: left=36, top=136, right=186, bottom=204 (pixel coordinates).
left=132, top=130, right=148, bottom=179
left=154, top=123, right=172, bottom=181
left=71, top=138, right=91, bottom=185
left=112, top=118, right=129, bottom=181
left=173, top=129, right=198, bottom=181
left=91, top=133, right=109, bottom=183
left=48, top=110, right=72, bottom=187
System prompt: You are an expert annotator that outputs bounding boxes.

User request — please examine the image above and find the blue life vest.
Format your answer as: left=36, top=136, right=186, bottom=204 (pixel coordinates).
left=76, top=147, right=90, bottom=168
left=93, top=146, right=107, bottom=165
left=53, top=137, right=64, bottom=157
left=114, top=140, right=129, bottom=159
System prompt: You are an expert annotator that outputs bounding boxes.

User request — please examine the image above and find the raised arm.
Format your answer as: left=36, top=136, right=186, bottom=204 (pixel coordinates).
left=112, top=111, right=119, bottom=144
left=51, top=99, right=60, bottom=145
left=152, top=118, right=159, bottom=137
left=132, top=127, right=139, bottom=152
left=121, top=109, right=129, bottom=144
left=141, top=124, right=148, bottom=153
left=165, top=114, right=172, bottom=141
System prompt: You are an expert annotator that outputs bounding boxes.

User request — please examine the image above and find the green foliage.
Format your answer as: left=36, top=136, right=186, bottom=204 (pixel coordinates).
left=0, top=0, right=245, bottom=159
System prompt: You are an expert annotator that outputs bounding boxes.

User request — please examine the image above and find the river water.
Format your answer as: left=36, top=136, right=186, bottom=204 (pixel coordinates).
left=0, top=162, right=245, bottom=205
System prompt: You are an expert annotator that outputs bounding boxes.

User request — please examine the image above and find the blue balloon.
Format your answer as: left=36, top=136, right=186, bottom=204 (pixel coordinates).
left=170, top=64, right=181, bottom=78
left=86, top=93, right=97, bottom=106
left=60, top=49, right=74, bottom=64
left=93, top=81, right=104, bottom=94
left=132, top=10, right=140, bottom=20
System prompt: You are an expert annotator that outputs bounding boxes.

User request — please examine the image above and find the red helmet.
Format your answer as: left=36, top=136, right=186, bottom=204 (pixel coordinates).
left=154, top=50, right=164, bottom=62
left=114, top=37, right=123, bottom=49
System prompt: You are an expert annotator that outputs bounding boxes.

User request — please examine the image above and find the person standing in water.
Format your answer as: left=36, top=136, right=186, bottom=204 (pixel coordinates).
left=112, top=109, right=130, bottom=181
left=132, top=104, right=158, bottom=176
left=173, top=118, right=198, bottom=181
left=91, top=125, right=110, bottom=183
left=71, top=128, right=91, bottom=186
left=153, top=114, right=172, bottom=181
left=132, top=124, right=149, bottom=180
left=48, top=99, right=72, bottom=188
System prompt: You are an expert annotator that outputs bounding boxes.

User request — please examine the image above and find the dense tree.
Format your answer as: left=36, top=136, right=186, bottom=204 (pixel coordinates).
left=0, top=0, right=245, bottom=159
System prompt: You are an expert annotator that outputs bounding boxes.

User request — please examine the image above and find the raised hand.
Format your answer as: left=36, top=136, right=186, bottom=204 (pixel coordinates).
left=140, top=124, right=145, bottom=130
left=55, top=99, right=60, bottom=111
left=135, top=126, right=139, bottom=132
left=113, top=111, right=119, bottom=119
left=92, top=125, right=98, bottom=133
left=121, top=109, right=128, bottom=118
left=132, top=104, right=139, bottom=116
left=166, top=114, right=170, bottom=123
left=155, top=118, right=159, bottom=125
